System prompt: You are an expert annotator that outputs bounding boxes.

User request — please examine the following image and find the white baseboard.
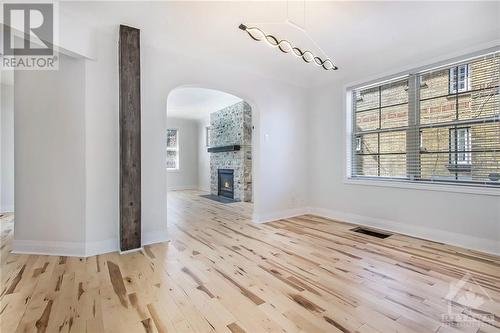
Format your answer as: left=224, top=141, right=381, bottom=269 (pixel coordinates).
left=143, top=228, right=169, bottom=246
left=12, top=209, right=498, bottom=257
left=85, top=229, right=169, bottom=256
left=0, top=205, right=14, bottom=213
left=85, top=238, right=119, bottom=257
left=12, top=229, right=169, bottom=257
left=306, top=207, right=500, bottom=256
left=12, top=239, right=85, bottom=257
left=167, top=185, right=198, bottom=191
left=120, top=247, right=143, bottom=255
left=252, top=206, right=499, bottom=255
left=253, top=207, right=310, bottom=224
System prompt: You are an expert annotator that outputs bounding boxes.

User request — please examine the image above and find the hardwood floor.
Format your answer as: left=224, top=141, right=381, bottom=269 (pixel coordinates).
left=1, top=191, right=499, bottom=333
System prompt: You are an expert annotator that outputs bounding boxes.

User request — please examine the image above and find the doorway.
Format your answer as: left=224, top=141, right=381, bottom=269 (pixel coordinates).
left=166, top=87, right=255, bottom=225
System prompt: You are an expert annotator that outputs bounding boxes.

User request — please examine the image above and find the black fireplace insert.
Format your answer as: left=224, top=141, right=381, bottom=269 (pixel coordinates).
left=218, top=169, right=234, bottom=199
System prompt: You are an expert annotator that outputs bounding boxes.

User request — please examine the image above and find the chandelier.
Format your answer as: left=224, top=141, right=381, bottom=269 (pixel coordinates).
left=239, top=23, right=338, bottom=71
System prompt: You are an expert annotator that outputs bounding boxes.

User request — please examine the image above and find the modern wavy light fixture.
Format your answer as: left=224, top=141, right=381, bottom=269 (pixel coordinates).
left=239, top=23, right=338, bottom=71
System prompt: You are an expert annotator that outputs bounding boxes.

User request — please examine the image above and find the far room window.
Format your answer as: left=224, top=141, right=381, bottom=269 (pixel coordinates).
left=166, top=128, right=179, bottom=170
left=449, top=127, right=471, bottom=167
left=449, top=64, right=470, bottom=94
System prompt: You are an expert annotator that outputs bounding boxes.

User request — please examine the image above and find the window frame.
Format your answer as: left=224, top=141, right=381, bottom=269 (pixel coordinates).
left=448, top=127, right=472, bottom=168
left=449, top=64, right=471, bottom=94
left=166, top=128, right=180, bottom=171
left=344, top=49, right=500, bottom=196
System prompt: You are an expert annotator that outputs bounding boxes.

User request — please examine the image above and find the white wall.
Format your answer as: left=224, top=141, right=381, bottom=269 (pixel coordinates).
left=197, top=114, right=211, bottom=192
left=13, top=54, right=87, bottom=255
left=166, top=117, right=199, bottom=191
left=14, top=2, right=497, bottom=257
left=1, top=83, right=15, bottom=213
left=84, top=27, right=120, bottom=255
left=307, top=80, right=500, bottom=255
left=88, top=36, right=308, bottom=237
left=45, top=4, right=308, bottom=255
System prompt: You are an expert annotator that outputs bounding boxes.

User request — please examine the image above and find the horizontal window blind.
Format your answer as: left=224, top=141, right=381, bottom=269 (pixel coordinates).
left=351, top=52, right=500, bottom=187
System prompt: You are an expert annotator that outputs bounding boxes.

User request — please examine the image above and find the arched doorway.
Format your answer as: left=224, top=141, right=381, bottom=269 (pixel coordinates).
left=165, top=86, right=258, bottom=227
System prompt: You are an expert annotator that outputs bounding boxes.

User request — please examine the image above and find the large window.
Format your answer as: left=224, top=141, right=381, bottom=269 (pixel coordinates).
left=349, top=52, right=500, bottom=187
left=166, top=128, right=179, bottom=170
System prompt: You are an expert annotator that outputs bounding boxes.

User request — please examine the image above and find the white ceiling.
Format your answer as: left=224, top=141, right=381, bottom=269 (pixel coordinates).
left=62, top=1, right=500, bottom=87
left=167, top=87, right=242, bottom=120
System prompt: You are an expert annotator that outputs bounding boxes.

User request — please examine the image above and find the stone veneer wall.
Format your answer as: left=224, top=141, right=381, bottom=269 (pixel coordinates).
left=209, top=101, right=252, bottom=202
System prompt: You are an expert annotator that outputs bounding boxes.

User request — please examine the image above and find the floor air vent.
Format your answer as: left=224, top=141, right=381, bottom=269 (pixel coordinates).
left=351, top=227, right=392, bottom=239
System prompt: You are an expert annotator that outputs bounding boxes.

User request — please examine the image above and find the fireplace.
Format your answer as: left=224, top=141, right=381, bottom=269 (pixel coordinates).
left=218, top=169, right=234, bottom=199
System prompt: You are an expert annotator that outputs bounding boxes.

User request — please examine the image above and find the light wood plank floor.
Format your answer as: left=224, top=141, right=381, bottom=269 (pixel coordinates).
left=1, top=191, right=499, bottom=333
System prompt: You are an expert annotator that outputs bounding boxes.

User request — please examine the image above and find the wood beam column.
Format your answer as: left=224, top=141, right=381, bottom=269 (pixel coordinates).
left=119, top=25, right=141, bottom=252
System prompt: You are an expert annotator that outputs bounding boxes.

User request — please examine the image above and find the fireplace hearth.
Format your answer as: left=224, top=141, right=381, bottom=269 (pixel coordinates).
left=218, top=169, right=234, bottom=199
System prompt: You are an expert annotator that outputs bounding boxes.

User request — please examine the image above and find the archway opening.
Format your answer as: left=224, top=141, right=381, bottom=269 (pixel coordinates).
left=166, top=87, right=256, bottom=228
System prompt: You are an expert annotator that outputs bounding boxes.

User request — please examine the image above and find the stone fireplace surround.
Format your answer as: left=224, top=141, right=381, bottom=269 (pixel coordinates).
left=209, top=101, right=252, bottom=202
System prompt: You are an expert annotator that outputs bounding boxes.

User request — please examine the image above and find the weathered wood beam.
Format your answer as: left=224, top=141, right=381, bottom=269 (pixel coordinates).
left=119, top=25, right=141, bottom=251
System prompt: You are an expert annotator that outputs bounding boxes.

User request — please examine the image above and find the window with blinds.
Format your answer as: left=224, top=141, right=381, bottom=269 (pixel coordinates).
left=350, top=52, right=500, bottom=187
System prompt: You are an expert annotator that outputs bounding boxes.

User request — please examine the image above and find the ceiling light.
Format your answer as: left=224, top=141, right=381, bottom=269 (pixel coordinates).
left=239, top=24, right=338, bottom=71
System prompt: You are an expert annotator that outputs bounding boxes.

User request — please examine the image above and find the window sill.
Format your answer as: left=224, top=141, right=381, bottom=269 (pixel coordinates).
left=344, top=177, right=500, bottom=196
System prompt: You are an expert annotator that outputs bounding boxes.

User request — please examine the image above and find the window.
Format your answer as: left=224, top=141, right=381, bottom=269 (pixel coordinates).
left=449, top=64, right=470, bottom=93
left=351, top=79, right=409, bottom=178
left=349, top=52, right=500, bottom=187
left=166, top=129, right=179, bottom=170
left=449, top=128, right=471, bottom=168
